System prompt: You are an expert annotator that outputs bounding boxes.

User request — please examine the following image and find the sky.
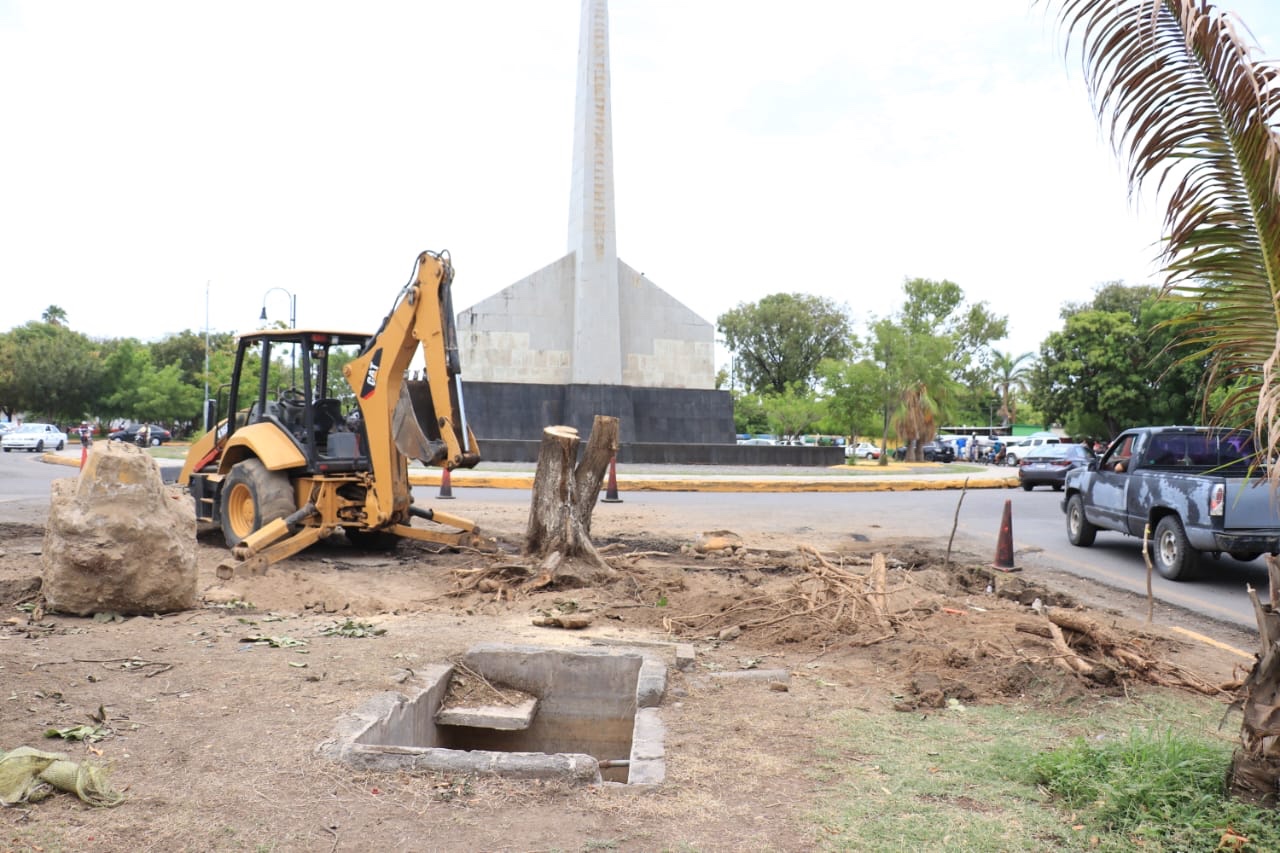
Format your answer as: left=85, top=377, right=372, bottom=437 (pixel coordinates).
left=2, top=0, right=1279, bottom=369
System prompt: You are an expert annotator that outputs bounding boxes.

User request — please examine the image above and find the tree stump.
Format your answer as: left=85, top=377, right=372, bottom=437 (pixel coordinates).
left=1228, top=554, right=1280, bottom=805
left=524, top=416, right=619, bottom=586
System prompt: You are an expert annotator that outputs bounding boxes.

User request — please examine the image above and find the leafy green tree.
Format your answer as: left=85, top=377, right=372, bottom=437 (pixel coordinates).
left=0, top=322, right=102, bottom=422
left=761, top=384, right=826, bottom=441
left=730, top=392, right=770, bottom=435
left=863, top=279, right=1003, bottom=460
left=817, top=357, right=883, bottom=442
left=41, top=305, right=68, bottom=327
left=717, top=293, right=851, bottom=395
left=1029, top=284, right=1204, bottom=437
left=150, top=329, right=236, bottom=389
left=1047, top=0, right=1280, bottom=801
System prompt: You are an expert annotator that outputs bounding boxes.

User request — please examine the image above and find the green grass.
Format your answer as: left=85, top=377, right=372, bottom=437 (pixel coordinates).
left=807, top=693, right=1280, bottom=851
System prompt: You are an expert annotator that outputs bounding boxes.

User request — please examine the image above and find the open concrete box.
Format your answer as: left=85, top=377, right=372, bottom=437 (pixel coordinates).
left=320, top=643, right=668, bottom=785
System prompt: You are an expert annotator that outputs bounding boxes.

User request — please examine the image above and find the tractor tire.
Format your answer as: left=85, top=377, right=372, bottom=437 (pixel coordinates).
left=1153, top=515, right=1197, bottom=581
left=219, top=458, right=296, bottom=548
left=1065, top=495, right=1097, bottom=547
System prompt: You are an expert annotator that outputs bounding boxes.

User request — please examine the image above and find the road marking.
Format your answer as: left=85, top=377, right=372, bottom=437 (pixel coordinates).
left=1169, top=627, right=1255, bottom=660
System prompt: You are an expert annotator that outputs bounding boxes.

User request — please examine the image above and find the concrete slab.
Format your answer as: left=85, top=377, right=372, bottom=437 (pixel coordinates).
left=436, top=697, right=538, bottom=730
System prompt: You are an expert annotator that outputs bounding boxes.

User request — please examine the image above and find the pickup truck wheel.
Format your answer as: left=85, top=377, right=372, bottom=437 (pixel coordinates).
left=1005, top=454, right=1019, bottom=466
left=219, top=458, right=295, bottom=548
left=1153, top=515, right=1197, bottom=581
left=1065, top=495, right=1097, bottom=546
left=1021, top=483, right=1034, bottom=492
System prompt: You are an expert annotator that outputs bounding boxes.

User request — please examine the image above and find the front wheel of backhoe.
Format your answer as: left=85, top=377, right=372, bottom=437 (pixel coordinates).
left=219, top=458, right=296, bottom=548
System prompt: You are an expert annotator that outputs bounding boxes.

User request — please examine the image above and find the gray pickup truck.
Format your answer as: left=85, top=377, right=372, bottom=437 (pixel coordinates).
left=1061, top=425, right=1279, bottom=580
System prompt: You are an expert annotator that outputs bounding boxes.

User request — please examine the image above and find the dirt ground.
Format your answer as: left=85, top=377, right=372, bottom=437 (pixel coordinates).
left=0, top=489, right=1260, bottom=853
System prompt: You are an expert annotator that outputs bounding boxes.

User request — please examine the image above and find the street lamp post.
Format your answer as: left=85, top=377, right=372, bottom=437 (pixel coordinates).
left=259, top=287, right=297, bottom=329
left=260, top=287, right=298, bottom=385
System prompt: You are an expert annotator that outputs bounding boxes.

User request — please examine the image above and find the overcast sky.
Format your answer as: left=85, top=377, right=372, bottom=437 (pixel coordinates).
left=2, top=0, right=1278, bottom=367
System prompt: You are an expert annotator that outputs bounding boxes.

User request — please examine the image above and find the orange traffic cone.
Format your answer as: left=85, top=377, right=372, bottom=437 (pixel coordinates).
left=438, top=466, right=455, bottom=500
left=992, top=498, right=1020, bottom=572
left=602, top=455, right=622, bottom=503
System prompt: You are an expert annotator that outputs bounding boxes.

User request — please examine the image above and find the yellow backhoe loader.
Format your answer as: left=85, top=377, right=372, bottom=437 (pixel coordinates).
left=179, top=250, right=482, bottom=573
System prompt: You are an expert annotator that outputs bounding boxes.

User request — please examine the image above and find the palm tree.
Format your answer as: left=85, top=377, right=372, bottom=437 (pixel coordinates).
left=891, top=382, right=939, bottom=462
left=991, top=350, right=1034, bottom=426
left=1047, top=0, right=1280, bottom=804
left=41, top=305, right=67, bottom=327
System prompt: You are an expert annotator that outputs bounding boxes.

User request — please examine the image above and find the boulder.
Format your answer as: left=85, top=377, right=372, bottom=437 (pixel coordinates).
left=41, top=441, right=196, bottom=615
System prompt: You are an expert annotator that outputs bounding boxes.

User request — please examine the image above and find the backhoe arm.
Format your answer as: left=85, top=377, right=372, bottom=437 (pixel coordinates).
left=343, top=251, right=481, bottom=525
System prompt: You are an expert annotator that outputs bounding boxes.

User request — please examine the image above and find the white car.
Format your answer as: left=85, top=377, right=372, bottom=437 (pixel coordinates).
left=1004, top=435, right=1061, bottom=466
left=1, top=423, right=68, bottom=453
left=847, top=442, right=881, bottom=460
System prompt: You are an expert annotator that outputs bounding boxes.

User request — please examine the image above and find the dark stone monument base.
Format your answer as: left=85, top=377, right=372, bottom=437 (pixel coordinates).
left=479, top=438, right=844, bottom=466
left=461, top=381, right=735, bottom=445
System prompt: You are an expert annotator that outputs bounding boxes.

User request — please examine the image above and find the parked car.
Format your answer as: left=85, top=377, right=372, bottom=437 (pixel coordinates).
left=737, top=438, right=775, bottom=446
left=108, top=423, right=172, bottom=446
left=893, top=441, right=955, bottom=463
left=1, top=423, right=68, bottom=453
left=847, top=442, right=881, bottom=460
left=1017, top=444, right=1094, bottom=491
left=1004, top=434, right=1062, bottom=466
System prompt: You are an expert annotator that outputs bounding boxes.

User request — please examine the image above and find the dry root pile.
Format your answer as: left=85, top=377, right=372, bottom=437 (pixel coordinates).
left=668, top=546, right=920, bottom=645
left=1012, top=609, right=1232, bottom=696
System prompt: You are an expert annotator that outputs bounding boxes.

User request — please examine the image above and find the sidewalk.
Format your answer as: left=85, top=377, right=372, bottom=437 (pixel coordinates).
left=44, top=447, right=1017, bottom=493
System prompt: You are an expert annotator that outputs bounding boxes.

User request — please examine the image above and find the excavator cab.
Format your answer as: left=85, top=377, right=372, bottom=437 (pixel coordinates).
left=229, top=331, right=370, bottom=473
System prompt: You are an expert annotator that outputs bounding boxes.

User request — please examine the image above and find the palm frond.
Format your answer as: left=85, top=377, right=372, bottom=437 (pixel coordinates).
left=1048, top=0, right=1280, bottom=468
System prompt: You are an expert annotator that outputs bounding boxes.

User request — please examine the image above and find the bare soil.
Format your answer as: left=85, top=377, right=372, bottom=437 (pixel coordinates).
left=0, top=493, right=1258, bottom=853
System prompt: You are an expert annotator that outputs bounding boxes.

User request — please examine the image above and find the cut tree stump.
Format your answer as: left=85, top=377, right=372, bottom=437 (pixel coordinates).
left=523, top=416, right=619, bottom=586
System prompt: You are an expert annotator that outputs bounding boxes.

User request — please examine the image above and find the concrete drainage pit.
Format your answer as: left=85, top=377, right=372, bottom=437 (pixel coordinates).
left=321, top=643, right=667, bottom=785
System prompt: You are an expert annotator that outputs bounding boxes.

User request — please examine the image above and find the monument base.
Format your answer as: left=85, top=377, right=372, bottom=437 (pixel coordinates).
left=461, top=382, right=735, bottom=446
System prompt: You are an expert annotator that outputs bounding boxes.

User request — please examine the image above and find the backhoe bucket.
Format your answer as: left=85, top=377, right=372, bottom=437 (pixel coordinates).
left=393, top=381, right=447, bottom=466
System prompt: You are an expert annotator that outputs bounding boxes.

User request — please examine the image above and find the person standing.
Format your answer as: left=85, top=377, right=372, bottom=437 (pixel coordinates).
left=136, top=423, right=150, bottom=448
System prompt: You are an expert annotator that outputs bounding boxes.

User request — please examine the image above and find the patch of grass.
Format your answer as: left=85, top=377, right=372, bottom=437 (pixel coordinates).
left=808, top=693, right=1280, bottom=851
left=1021, top=727, right=1280, bottom=851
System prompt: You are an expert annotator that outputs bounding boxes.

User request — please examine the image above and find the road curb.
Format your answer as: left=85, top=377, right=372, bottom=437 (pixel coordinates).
left=405, top=472, right=1018, bottom=493
left=42, top=452, right=1018, bottom=492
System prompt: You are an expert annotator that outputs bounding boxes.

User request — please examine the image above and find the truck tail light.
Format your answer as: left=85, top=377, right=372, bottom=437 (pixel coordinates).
left=1209, top=483, right=1225, bottom=517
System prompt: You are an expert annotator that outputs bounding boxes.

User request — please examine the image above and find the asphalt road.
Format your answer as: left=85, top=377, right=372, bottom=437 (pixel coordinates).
left=414, top=482, right=1267, bottom=631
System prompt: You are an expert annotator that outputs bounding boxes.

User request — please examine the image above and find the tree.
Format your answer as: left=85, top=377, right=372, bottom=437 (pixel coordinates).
left=1028, top=284, right=1204, bottom=438
left=991, top=350, right=1034, bottom=426
left=717, top=293, right=851, bottom=395
left=761, top=384, right=826, bottom=442
left=1048, top=0, right=1280, bottom=804
left=150, top=329, right=236, bottom=392
left=817, top=357, right=883, bottom=441
left=41, top=305, right=68, bottom=327
left=858, top=279, right=1003, bottom=461
left=0, top=322, right=102, bottom=422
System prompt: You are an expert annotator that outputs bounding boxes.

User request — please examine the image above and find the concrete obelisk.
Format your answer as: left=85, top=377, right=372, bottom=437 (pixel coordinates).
left=567, top=0, right=622, bottom=384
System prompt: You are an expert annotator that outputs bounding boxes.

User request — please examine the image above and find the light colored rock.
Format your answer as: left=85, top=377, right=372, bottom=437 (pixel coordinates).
left=41, top=441, right=197, bottom=615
